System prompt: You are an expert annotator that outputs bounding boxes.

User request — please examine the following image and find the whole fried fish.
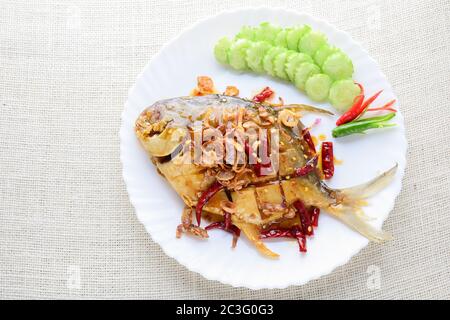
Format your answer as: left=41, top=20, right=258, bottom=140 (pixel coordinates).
left=135, top=94, right=396, bottom=258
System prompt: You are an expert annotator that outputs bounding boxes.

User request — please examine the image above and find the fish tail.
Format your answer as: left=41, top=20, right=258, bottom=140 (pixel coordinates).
left=337, top=164, right=398, bottom=202
left=330, top=208, right=393, bottom=243
left=323, top=164, right=398, bottom=242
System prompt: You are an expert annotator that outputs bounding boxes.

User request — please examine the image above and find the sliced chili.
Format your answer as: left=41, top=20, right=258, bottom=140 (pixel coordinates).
left=293, top=155, right=318, bottom=177
left=302, top=128, right=316, bottom=154
left=205, top=220, right=241, bottom=248
left=293, top=200, right=314, bottom=236
left=310, top=207, right=320, bottom=227
left=195, top=181, right=224, bottom=226
left=260, top=226, right=307, bottom=253
left=321, top=142, right=334, bottom=179
left=252, top=86, right=274, bottom=103
left=245, top=138, right=272, bottom=177
left=335, top=94, right=365, bottom=126
left=291, top=226, right=307, bottom=253
left=367, top=99, right=396, bottom=112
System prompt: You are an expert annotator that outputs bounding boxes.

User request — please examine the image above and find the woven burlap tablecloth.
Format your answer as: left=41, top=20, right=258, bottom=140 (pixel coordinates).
left=0, top=0, right=449, bottom=299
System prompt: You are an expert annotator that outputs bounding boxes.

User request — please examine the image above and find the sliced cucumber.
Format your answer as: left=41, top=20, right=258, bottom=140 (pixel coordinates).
left=228, top=39, right=251, bottom=71
left=322, top=52, right=354, bottom=80
left=246, top=41, right=272, bottom=73
left=305, top=74, right=332, bottom=102
left=294, top=62, right=320, bottom=91
left=286, top=25, right=311, bottom=51
left=285, top=52, right=314, bottom=82
left=274, top=50, right=295, bottom=80
left=328, top=79, right=361, bottom=112
left=298, top=31, right=327, bottom=57
left=214, top=37, right=232, bottom=65
left=314, top=44, right=340, bottom=67
left=254, top=22, right=282, bottom=44
left=235, top=26, right=256, bottom=41
left=263, top=47, right=285, bottom=76
left=274, top=29, right=288, bottom=48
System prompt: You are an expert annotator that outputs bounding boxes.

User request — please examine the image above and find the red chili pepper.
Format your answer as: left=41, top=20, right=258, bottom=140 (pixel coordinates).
left=260, top=228, right=292, bottom=239
left=302, top=128, right=316, bottom=154
left=293, top=155, right=318, bottom=177
left=245, top=138, right=272, bottom=177
left=355, top=82, right=364, bottom=95
left=367, top=99, right=396, bottom=112
left=310, top=207, right=320, bottom=227
left=291, top=226, right=307, bottom=253
left=224, top=212, right=231, bottom=230
left=335, top=94, right=365, bottom=126
left=205, top=220, right=241, bottom=248
left=195, top=181, right=224, bottom=226
left=260, top=226, right=307, bottom=253
left=321, top=142, right=334, bottom=179
left=252, top=86, right=274, bottom=103
left=293, top=200, right=314, bottom=236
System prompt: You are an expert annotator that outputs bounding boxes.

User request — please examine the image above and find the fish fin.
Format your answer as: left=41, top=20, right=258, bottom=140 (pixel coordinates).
left=337, top=164, right=398, bottom=200
left=233, top=221, right=279, bottom=259
left=276, top=104, right=334, bottom=115
left=330, top=209, right=393, bottom=243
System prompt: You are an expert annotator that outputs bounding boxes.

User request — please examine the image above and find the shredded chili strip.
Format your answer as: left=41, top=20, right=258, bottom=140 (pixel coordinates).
left=205, top=220, right=241, bottom=248
left=293, top=200, right=314, bottom=236
left=245, top=139, right=272, bottom=177
left=302, top=128, right=316, bottom=154
left=310, top=207, right=320, bottom=227
left=367, top=99, right=396, bottom=112
left=260, top=227, right=307, bottom=252
left=321, top=142, right=334, bottom=179
left=252, top=87, right=274, bottom=103
left=195, top=181, right=224, bottom=226
left=335, top=94, right=365, bottom=126
left=293, top=155, right=318, bottom=177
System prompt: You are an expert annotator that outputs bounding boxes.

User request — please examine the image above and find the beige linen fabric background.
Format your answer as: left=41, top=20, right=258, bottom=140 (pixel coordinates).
left=0, top=0, right=449, bottom=299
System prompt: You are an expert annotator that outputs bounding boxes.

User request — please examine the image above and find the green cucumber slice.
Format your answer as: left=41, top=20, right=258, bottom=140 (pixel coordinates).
left=214, top=37, right=232, bottom=65
left=322, top=52, right=354, bottom=80
left=228, top=39, right=251, bottom=70
left=305, top=73, right=332, bottom=102
left=294, top=62, right=320, bottom=91
left=328, top=79, right=361, bottom=112
left=286, top=25, right=311, bottom=51
left=285, top=52, right=314, bottom=82
left=263, top=47, right=285, bottom=76
left=254, top=22, right=282, bottom=44
left=274, top=29, right=288, bottom=48
left=314, top=44, right=340, bottom=67
left=235, top=26, right=256, bottom=41
left=246, top=41, right=272, bottom=73
left=298, top=31, right=327, bottom=57
left=274, top=50, right=295, bottom=80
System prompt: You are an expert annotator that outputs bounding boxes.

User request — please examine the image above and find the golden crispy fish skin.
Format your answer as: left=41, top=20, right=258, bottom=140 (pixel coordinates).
left=135, top=94, right=396, bottom=253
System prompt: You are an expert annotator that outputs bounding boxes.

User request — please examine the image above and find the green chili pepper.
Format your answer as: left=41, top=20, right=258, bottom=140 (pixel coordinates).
left=332, top=113, right=396, bottom=138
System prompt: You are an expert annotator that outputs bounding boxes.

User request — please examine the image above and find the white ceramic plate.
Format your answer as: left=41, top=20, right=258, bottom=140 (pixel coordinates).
left=120, top=7, right=407, bottom=289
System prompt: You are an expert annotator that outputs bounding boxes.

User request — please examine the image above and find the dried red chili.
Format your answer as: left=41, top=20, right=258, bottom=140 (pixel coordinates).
left=293, top=155, right=318, bottom=177
left=252, top=86, right=274, bottom=103
left=293, top=200, right=314, bottom=236
left=290, top=226, right=307, bottom=253
left=302, top=128, right=316, bottom=154
left=260, top=228, right=292, bottom=239
left=310, top=207, right=320, bottom=227
left=245, top=138, right=272, bottom=177
left=321, top=142, right=334, bottom=179
left=195, top=181, right=224, bottom=226
left=205, top=220, right=241, bottom=248
left=260, top=226, right=307, bottom=253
